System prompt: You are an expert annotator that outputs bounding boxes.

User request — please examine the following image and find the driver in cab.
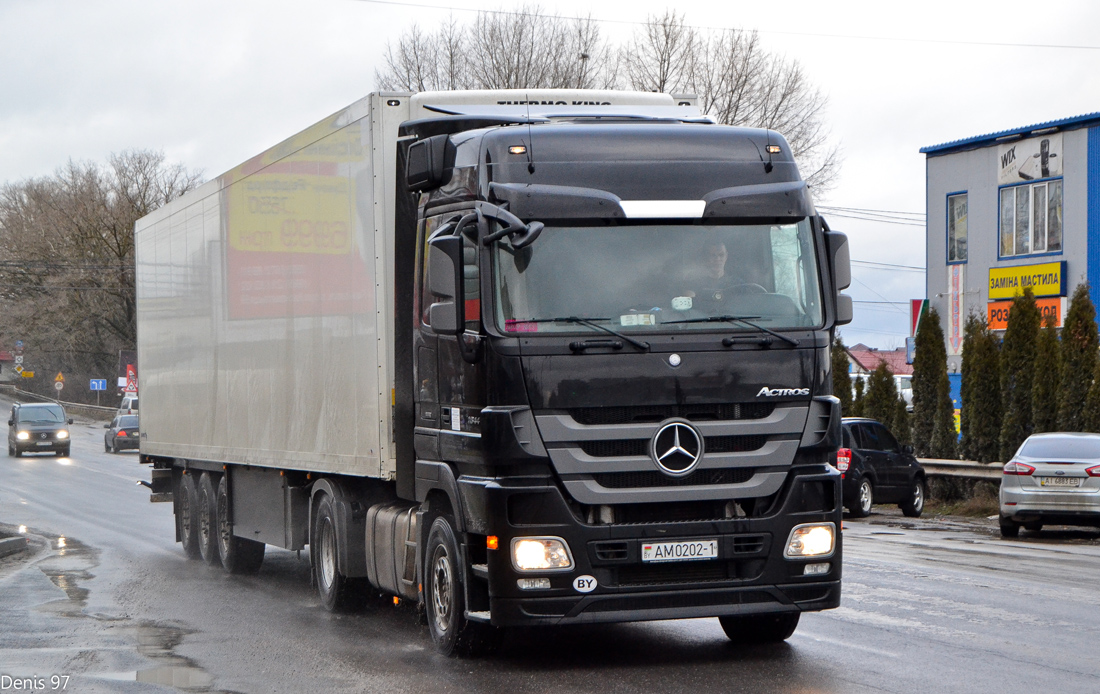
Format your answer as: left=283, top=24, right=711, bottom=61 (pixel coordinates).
left=671, top=238, right=767, bottom=312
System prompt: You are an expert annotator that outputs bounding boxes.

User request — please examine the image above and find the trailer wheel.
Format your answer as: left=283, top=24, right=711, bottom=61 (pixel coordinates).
left=197, top=472, right=220, bottom=565
left=424, top=515, right=501, bottom=657
left=216, top=474, right=265, bottom=574
left=312, top=494, right=355, bottom=611
left=177, top=473, right=202, bottom=560
left=719, top=612, right=800, bottom=644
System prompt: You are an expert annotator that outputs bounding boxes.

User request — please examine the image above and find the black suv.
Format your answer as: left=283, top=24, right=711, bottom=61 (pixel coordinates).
left=838, top=417, right=926, bottom=518
left=7, top=402, right=73, bottom=457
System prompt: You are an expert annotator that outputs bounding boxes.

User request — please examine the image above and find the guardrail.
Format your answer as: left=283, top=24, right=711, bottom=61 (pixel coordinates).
left=919, top=458, right=1003, bottom=481
left=0, top=383, right=117, bottom=421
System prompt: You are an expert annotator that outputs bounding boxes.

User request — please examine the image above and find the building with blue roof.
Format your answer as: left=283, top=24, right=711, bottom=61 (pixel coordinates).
left=922, top=112, right=1100, bottom=372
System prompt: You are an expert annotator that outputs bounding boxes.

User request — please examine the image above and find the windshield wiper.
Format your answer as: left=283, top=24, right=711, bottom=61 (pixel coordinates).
left=527, top=316, right=651, bottom=352
left=664, top=314, right=800, bottom=347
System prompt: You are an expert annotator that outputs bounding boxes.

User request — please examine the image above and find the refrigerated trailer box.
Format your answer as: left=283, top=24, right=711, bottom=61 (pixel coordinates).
left=136, top=89, right=855, bottom=655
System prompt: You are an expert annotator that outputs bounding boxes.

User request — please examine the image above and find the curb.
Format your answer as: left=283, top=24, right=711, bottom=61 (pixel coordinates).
left=0, top=535, right=29, bottom=559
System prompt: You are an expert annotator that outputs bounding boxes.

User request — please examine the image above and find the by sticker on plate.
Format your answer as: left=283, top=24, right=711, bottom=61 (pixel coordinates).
left=620, top=313, right=656, bottom=327
left=573, top=575, right=597, bottom=593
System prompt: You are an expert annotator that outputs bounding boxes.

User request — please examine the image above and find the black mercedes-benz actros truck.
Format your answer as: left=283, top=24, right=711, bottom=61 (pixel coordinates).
left=136, top=89, right=852, bottom=656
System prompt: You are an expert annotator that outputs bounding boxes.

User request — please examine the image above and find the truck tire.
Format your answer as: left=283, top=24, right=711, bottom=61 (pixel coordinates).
left=312, top=494, right=355, bottom=611
left=177, top=473, right=202, bottom=560
left=899, top=477, right=926, bottom=518
left=197, top=472, right=220, bottom=565
left=424, top=514, right=501, bottom=657
left=216, top=474, right=265, bottom=574
left=719, top=612, right=800, bottom=644
left=850, top=476, right=873, bottom=518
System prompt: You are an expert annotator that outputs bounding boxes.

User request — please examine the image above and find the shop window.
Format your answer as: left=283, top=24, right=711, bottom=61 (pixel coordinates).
left=947, top=193, right=967, bottom=263
left=999, top=180, right=1063, bottom=258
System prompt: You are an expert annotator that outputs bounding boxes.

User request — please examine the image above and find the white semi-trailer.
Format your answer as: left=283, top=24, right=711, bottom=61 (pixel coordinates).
left=136, top=89, right=853, bottom=655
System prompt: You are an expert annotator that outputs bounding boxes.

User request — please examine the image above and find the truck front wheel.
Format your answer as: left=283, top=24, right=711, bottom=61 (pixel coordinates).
left=424, top=515, right=500, bottom=656
left=216, top=475, right=265, bottom=574
left=719, top=612, right=800, bottom=644
left=197, top=472, right=220, bottom=565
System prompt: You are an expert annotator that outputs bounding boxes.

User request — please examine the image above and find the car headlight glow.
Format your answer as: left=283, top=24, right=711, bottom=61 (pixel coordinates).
left=56, top=430, right=69, bottom=439
left=16, top=431, right=30, bottom=441
left=511, top=537, right=574, bottom=572
left=785, top=523, right=836, bottom=559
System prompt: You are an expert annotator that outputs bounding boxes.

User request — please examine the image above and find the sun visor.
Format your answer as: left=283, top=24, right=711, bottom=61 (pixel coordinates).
left=489, top=182, right=625, bottom=219
left=702, top=180, right=814, bottom=220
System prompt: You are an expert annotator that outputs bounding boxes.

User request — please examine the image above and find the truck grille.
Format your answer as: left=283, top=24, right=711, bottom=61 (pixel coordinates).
left=569, top=403, right=774, bottom=425
left=592, top=468, right=755, bottom=488
left=579, top=435, right=766, bottom=458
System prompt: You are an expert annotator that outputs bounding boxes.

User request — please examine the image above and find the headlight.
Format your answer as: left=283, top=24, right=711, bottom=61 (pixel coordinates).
left=785, top=523, right=836, bottom=558
left=511, top=537, right=574, bottom=572
left=16, top=431, right=30, bottom=441
left=56, top=430, right=69, bottom=439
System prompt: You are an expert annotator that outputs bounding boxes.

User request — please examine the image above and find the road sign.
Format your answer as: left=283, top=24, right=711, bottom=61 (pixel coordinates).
left=90, top=379, right=107, bottom=391
left=21, top=371, right=34, bottom=378
left=15, top=340, right=23, bottom=349
left=55, top=372, right=64, bottom=382
left=14, top=355, right=23, bottom=364
left=54, top=381, right=64, bottom=391
left=14, top=365, right=23, bottom=373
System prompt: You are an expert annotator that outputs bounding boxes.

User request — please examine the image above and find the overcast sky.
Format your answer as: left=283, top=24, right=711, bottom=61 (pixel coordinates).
left=3, top=0, right=1099, bottom=348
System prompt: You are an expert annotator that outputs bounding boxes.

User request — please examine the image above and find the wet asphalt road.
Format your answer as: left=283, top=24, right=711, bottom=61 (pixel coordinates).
left=3, top=400, right=1100, bottom=693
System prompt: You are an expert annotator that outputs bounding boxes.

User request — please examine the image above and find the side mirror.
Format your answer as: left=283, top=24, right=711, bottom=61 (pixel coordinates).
left=104, top=423, right=110, bottom=429
left=7, top=418, right=12, bottom=426
left=406, top=135, right=452, bottom=192
left=427, top=234, right=465, bottom=335
left=68, top=418, right=74, bottom=425
left=903, top=444, right=914, bottom=455
left=836, top=293, right=853, bottom=325
left=824, top=230, right=851, bottom=290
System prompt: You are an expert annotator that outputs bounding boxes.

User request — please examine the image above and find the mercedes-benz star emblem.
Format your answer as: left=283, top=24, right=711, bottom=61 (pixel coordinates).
left=651, top=421, right=703, bottom=476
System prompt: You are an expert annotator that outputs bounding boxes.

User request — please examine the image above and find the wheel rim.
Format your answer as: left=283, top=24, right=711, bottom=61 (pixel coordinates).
left=179, top=484, right=192, bottom=539
left=859, top=480, right=872, bottom=513
left=319, top=521, right=336, bottom=590
left=913, top=483, right=924, bottom=511
left=217, top=491, right=231, bottom=556
left=199, top=488, right=212, bottom=545
left=431, top=546, right=453, bottom=634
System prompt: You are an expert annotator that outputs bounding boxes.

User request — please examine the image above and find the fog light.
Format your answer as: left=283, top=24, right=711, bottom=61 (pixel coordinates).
left=511, top=537, right=574, bottom=571
left=16, top=431, right=29, bottom=441
left=803, top=562, right=830, bottom=576
left=57, top=430, right=69, bottom=439
left=517, top=577, right=551, bottom=590
left=785, top=523, right=836, bottom=558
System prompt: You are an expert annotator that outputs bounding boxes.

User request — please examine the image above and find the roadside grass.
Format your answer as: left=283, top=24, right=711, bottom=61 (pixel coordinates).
left=925, top=478, right=1000, bottom=518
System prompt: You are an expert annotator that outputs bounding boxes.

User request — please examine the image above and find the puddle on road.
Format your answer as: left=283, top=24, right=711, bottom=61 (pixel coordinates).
left=10, top=527, right=224, bottom=693
left=95, top=626, right=216, bottom=692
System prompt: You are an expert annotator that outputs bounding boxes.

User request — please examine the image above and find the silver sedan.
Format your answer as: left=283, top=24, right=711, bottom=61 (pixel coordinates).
left=1000, top=432, right=1100, bottom=537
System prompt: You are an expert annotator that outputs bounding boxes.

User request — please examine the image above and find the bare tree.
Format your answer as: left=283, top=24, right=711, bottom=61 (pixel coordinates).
left=0, top=150, right=201, bottom=400
left=625, top=11, right=842, bottom=195
left=375, top=6, right=616, bottom=92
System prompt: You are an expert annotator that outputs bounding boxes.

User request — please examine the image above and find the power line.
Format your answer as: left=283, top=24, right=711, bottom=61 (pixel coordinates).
left=348, top=0, right=1100, bottom=52
left=851, top=260, right=926, bottom=272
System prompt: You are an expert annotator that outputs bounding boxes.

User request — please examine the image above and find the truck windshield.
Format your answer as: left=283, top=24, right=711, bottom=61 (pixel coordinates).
left=492, top=220, right=823, bottom=334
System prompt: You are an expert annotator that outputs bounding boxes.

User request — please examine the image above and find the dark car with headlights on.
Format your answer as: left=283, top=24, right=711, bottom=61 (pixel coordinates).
left=999, top=432, right=1100, bottom=537
left=7, top=402, right=73, bottom=457
left=836, top=417, right=926, bottom=518
left=104, top=414, right=140, bottom=453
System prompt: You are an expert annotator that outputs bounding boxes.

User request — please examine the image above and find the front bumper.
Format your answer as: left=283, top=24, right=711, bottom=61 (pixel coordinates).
left=13, top=439, right=68, bottom=454
left=458, top=466, right=843, bottom=627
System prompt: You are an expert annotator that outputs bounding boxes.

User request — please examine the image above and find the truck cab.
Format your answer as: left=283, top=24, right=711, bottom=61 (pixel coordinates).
left=396, top=106, right=852, bottom=651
